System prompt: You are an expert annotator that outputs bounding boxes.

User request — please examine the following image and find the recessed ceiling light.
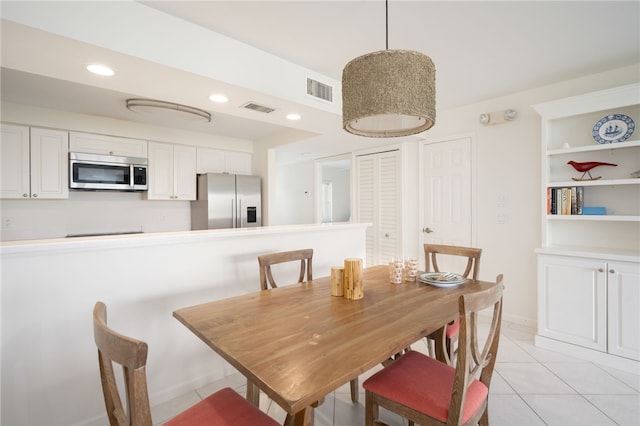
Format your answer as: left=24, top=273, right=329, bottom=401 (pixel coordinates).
left=286, top=113, right=302, bottom=121
left=86, top=64, right=115, bottom=76
left=209, top=94, right=229, bottom=103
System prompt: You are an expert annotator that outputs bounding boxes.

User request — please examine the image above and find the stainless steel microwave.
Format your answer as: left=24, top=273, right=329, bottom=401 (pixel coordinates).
left=69, top=152, right=148, bottom=191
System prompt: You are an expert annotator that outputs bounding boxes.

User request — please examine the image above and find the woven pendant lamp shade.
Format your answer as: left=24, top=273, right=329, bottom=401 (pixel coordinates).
left=342, top=49, right=436, bottom=137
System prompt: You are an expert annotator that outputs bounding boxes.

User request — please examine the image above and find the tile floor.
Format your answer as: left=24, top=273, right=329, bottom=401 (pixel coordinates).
left=151, top=321, right=640, bottom=425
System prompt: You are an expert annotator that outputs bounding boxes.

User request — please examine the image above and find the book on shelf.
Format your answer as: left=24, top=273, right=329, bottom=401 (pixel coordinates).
left=548, top=186, right=584, bottom=215
left=576, top=187, right=583, bottom=215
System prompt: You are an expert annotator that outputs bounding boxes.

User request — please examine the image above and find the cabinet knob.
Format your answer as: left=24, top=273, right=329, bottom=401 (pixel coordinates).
left=32, top=193, right=38, bottom=198
left=598, top=268, right=604, bottom=272
left=609, top=269, right=615, bottom=274
left=423, top=227, right=434, bottom=234
left=22, top=193, right=28, bottom=198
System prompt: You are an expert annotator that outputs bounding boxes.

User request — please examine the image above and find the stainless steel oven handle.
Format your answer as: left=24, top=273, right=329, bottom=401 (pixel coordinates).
left=130, top=164, right=134, bottom=187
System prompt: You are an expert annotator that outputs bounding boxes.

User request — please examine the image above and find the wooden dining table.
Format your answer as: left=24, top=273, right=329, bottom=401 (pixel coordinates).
left=173, top=264, right=497, bottom=426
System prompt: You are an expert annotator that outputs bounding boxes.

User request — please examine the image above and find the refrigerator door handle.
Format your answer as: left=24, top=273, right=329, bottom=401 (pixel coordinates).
left=238, top=199, right=242, bottom=228
left=231, top=199, right=235, bottom=228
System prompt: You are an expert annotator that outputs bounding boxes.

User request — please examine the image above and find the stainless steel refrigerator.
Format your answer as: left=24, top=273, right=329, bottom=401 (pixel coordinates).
left=191, top=173, right=262, bottom=230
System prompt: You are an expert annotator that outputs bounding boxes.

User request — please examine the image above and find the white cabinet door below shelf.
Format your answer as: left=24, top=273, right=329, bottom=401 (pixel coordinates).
left=608, top=261, right=640, bottom=361
left=538, top=255, right=607, bottom=352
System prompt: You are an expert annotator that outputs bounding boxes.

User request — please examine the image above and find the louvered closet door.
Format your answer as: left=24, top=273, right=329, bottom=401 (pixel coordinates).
left=357, top=156, right=375, bottom=264
left=356, top=150, right=401, bottom=267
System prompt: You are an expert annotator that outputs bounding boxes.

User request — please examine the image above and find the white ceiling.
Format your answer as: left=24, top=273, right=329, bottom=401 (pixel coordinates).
left=2, top=1, right=639, bottom=164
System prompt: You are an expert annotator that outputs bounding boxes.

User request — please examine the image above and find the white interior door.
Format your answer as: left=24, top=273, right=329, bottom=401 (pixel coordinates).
left=422, top=137, right=472, bottom=270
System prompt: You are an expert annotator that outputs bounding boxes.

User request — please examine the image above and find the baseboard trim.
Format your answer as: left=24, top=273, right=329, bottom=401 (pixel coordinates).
left=535, top=334, right=639, bottom=374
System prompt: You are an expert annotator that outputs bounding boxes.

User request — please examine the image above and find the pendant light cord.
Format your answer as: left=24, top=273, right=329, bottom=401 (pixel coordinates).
left=385, top=0, right=389, bottom=50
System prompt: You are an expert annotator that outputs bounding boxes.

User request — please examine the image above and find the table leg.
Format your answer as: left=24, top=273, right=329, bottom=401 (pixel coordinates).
left=432, top=326, right=449, bottom=364
left=285, top=406, right=314, bottom=426
left=350, top=377, right=359, bottom=402
left=246, top=379, right=260, bottom=407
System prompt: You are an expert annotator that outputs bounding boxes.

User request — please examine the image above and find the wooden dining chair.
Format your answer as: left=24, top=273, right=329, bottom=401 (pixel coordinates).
left=258, top=248, right=313, bottom=290
left=257, top=248, right=360, bottom=404
left=93, top=301, right=280, bottom=426
left=424, top=243, right=482, bottom=365
left=363, top=274, right=504, bottom=426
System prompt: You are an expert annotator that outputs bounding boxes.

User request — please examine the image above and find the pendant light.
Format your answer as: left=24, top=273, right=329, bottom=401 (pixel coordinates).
left=342, top=0, right=436, bottom=137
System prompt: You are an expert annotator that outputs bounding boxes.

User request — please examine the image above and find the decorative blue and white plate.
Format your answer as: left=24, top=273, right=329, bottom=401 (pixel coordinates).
left=592, top=114, right=635, bottom=144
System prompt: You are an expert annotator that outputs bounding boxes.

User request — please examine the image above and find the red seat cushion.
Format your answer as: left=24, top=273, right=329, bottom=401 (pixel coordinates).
left=363, top=350, right=487, bottom=424
left=164, top=387, right=280, bottom=426
left=446, top=318, right=460, bottom=339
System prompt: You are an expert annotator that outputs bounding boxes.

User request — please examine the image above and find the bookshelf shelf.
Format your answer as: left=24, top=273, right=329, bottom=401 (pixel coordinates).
left=548, top=178, right=640, bottom=187
left=547, top=139, right=640, bottom=156
left=546, top=214, right=640, bottom=222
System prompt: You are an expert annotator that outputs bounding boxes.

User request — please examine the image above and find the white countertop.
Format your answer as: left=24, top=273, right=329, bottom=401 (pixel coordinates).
left=1, top=223, right=370, bottom=254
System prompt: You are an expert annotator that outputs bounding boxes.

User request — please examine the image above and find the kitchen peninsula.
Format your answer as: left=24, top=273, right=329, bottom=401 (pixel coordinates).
left=0, top=223, right=368, bottom=426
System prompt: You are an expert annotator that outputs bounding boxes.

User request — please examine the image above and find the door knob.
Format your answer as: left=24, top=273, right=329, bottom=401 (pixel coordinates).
left=423, top=227, right=434, bottom=234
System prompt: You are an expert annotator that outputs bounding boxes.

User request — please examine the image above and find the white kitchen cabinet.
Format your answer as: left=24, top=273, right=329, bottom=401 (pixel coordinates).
left=70, top=131, right=147, bottom=158
left=537, top=255, right=607, bottom=352
left=196, top=148, right=251, bottom=175
left=146, top=142, right=196, bottom=200
left=533, top=84, right=640, bottom=371
left=1, top=124, right=68, bottom=199
left=607, top=261, right=640, bottom=360
left=538, top=254, right=639, bottom=362
left=356, top=149, right=401, bottom=266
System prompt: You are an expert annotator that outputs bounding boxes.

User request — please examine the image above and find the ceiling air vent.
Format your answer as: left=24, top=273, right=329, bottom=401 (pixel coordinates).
left=241, top=102, right=275, bottom=114
left=307, top=77, right=333, bottom=102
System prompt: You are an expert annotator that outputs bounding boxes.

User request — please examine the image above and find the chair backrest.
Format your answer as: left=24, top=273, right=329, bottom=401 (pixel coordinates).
left=93, top=301, right=153, bottom=426
left=449, top=274, right=504, bottom=425
left=424, top=244, right=482, bottom=280
left=258, top=248, right=313, bottom=290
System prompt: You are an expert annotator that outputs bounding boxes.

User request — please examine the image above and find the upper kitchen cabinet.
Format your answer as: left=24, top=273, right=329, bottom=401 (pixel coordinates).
left=1, top=124, right=69, bottom=199
left=70, top=131, right=148, bottom=158
left=146, top=142, right=196, bottom=200
left=197, top=148, right=252, bottom=175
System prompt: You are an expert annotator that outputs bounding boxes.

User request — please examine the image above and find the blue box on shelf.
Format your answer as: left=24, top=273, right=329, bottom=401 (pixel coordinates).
left=582, top=206, right=606, bottom=215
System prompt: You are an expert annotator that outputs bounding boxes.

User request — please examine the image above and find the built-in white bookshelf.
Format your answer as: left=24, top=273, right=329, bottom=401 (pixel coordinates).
left=535, top=84, right=640, bottom=254
left=533, top=84, right=640, bottom=371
